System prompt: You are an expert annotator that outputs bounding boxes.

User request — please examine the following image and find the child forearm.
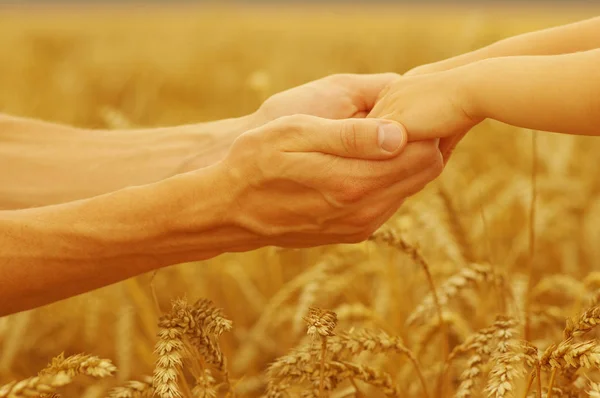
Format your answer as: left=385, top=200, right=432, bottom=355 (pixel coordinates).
left=463, top=49, right=600, bottom=136
left=410, top=16, right=600, bottom=75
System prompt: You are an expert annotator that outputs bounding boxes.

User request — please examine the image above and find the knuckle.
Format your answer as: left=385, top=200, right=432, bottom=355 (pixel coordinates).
left=337, top=181, right=366, bottom=204
left=231, top=132, right=262, bottom=157
left=262, top=115, right=313, bottom=147
left=234, top=130, right=259, bottom=146
left=274, top=114, right=308, bottom=132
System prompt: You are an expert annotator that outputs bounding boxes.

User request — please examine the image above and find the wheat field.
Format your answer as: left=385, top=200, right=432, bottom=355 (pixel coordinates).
left=1, top=3, right=600, bottom=397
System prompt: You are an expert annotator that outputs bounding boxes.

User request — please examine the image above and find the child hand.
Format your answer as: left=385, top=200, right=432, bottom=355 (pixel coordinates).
left=368, top=70, right=482, bottom=163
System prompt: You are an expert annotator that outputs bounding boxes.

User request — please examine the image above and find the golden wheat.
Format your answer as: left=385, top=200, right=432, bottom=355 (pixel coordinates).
left=2, top=4, right=600, bottom=398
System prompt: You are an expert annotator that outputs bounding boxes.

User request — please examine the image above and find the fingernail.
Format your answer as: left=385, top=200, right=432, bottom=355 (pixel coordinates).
left=378, top=123, right=405, bottom=153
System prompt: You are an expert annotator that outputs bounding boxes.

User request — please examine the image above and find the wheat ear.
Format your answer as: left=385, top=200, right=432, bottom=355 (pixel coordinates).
left=107, top=376, right=154, bottom=398
left=369, top=229, right=448, bottom=364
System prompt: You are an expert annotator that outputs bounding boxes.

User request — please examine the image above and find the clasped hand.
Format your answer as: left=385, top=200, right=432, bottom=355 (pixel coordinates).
left=209, top=74, right=445, bottom=247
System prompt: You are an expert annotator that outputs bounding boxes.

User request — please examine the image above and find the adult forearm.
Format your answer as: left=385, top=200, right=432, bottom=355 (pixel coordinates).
left=0, top=114, right=255, bottom=209
left=462, top=49, right=600, bottom=135
left=0, top=164, right=254, bottom=315
left=409, top=16, right=600, bottom=75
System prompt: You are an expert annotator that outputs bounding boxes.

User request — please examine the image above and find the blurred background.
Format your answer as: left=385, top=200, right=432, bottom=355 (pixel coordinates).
left=1, top=1, right=600, bottom=397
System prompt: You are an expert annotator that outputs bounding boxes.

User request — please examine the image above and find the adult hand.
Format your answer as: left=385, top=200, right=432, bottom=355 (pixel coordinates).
left=255, top=73, right=400, bottom=123
left=215, top=114, right=442, bottom=248
left=0, top=113, right=441, bottom=315
left=369, top=70, right=482, bottom=163
left=177, top=73, right=401, bottom=173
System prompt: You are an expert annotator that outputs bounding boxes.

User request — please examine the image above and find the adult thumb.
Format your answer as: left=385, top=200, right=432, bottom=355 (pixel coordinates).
left=281, top=116, right=407, bottom=160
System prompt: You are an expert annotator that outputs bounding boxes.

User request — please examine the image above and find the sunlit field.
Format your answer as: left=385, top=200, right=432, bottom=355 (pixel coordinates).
left=1, top=3, right=600, bottom=397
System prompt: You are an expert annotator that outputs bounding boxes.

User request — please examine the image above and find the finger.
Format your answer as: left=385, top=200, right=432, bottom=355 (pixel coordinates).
left=293, top=139, right=442, bottom=205
left=356, top=154, right=443, bottom=216
left=276, top=115, right=407, bottom=160
left=354, top=139, right=442, bottom=190
left=344, top=162, right=443, bottom=235
left=332, top=73, right=400, bottom=113
left=439, top=132, right=467, bottom=164
left=279, top=163, right=442, bottom=246
left=385, top=156, right=443, bottom=199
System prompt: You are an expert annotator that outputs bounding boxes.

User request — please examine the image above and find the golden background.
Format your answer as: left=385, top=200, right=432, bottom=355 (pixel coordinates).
left=1, top=4, right=600, bottom=397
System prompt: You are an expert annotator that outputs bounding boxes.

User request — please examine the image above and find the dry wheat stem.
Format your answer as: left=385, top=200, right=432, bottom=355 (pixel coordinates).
left=438, top=185, right=473, bottom=263
left=563, top=305, right=600, bottom=339
left=0, top=352, right=116, bottom=398
left=452, top=325, right=496, bottom=398
left=267, top=327, right=429, bottom=398
left=486, top=317, right=521, bottom=398
left=546, top=368, right=557, bottom=398
left=328, top=361, right=401, bottom=397
left=153, top=299, right=197, bottom=398
left=319, top=337, right=326, bottom=398
left=407, top=263, right=499, bottom=325
left=233, top=256, right=344, bottom=372
left=348, top=378, right=364, bottom=398
left=521, top=342, right=541, bottom=398
left=273, top=360, right=403, bottom=397
left=191, top=369, right=217, bottom=398
left=522, top=370, right=535, bottom=398
left=535, top=365, right=542, bottom=398
left=41, top=353, right=117, bottom=379
left=369, top=230, right=449, bottom=364
left=0, top=372, right=72, bottom=398
left=107, top=376, right=154, bottom=398
left=302, top=308, right=337, bottom=398
left=524, top=130, right=538, bottom=342
left=6, top=12, right=600, bottom=398
left=589, top=381, right=600, bottom=397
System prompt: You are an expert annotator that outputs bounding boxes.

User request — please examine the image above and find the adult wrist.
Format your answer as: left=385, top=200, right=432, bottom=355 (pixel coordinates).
left=161, top=113, right=261, bottom=173
left=139, top=164, right=264, bottom=265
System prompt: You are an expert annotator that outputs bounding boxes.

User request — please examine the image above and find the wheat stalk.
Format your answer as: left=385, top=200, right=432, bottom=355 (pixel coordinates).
left=0, top=372, right=71, bottom=398
left=108, top=376, right=154, bottom=398
left=153, top=299, right=197, bottom=398
left=486, top=317, right=522, bottom=398
left=563, top=305, right=600, bottom=339
left=588, top=381, right=600, bottom=397
left=40, top=353, right=117, bottom=378
left=369, top=228, right=449, bottom=368
left=303, top=307, right=337, bottom=397
left=191, top=369, right=217, bottom=398
left=407, top=262, right=500, bottom=326
left=453, top=327, right=495, bottom=398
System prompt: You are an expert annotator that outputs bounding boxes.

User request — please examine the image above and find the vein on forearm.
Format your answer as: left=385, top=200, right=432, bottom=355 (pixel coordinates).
left=0, top=166, right=247, bottom=316
left=0, top=114, right=252, bottom=209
